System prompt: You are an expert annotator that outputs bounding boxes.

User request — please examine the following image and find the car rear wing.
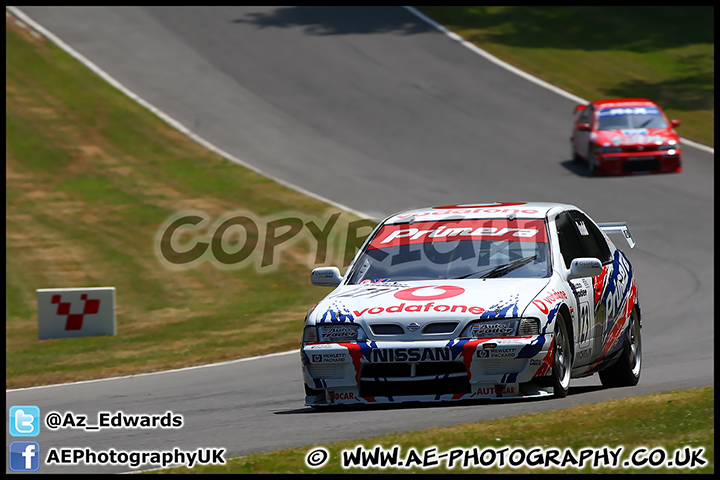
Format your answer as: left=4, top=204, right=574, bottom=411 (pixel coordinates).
left=598, top=222, right=635, bottom=248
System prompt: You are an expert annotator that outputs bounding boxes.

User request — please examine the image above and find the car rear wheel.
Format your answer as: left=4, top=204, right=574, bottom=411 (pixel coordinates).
left=571, top=141, right=582, bottom=163
left=551, top=312, right=571, bottom=398
left=599, top=308, right=641, bottom=388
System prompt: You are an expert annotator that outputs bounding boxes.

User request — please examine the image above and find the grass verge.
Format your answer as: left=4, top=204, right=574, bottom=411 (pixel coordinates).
left=152, top=386, right=713, bottom=474
left=6, top=6, right=713, bottom=389
left=5, top=8, right=714, bottom=475
left=416, top=6, right=714, bottom=146
left=6, top=15, right=368, bottom=389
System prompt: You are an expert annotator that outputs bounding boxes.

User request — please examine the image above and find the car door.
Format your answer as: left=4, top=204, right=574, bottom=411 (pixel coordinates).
left=555, top=210, right=613, bottom=367
left=566, top=210, right=614, bottom=366
left=555, top=212, right=593, bottom=367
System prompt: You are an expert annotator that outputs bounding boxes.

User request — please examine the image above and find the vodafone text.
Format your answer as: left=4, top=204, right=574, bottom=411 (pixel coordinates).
left=353, top=302, right=484, bottom=317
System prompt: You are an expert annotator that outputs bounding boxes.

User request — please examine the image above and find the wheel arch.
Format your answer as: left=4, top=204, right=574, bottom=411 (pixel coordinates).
left=557, top=303, right=575, bottom=360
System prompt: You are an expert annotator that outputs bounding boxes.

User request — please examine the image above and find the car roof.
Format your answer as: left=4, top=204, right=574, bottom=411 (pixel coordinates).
left=383, top=202, right=576, bottom=224
left=589, top=98, right=659, bottom=109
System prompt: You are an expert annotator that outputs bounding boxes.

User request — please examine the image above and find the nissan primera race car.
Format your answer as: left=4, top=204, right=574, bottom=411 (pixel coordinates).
left=301, top=202, right=641, bottom=407
left=571, top=98, right=682, bottom=175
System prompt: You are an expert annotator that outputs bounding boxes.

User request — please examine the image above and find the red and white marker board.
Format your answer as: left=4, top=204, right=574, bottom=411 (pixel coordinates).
left=36, top=287, right=116, bottom=340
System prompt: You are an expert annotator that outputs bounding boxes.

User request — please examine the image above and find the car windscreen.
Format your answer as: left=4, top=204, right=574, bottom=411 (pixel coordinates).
left=347, top=218, right=551, bottom=284
left=596, top=106, right=668, bottom=130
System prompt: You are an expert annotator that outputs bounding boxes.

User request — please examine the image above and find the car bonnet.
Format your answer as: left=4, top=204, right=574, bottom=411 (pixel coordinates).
left=592, top=127, right=679, bottom=148
left=310, top=278, right=553, bottom=327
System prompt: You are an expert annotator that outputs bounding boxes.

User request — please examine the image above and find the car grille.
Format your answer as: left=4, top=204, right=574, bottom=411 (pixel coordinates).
left=369, top=324, right=404, bottom=335
left=621, top=146, right=655, bottom=153
left=623, top=159, right=660, bottom=172
left=422, top=322, right=458, bottom=334
left=308, top=364, right=344, bottom=379
left=368, top=322, right=460, bottom=336
left=359, top=362, right=470, bottom=397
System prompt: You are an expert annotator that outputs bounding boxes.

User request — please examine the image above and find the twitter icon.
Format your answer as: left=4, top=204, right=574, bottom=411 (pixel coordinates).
left=9, top=406, right=40, bottom=437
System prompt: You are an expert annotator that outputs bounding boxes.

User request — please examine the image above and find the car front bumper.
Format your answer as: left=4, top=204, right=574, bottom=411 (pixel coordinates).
left=594, top=151, right=681, bottom=175
left=301, top=335, right=555, bottom=406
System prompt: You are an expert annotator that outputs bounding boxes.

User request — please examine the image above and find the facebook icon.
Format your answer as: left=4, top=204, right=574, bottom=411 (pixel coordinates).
left=9, top=441, right=41, bottom=472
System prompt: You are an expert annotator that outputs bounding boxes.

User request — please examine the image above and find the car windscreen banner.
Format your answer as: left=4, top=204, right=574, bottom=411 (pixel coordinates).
left=598, top=106, right=661, bottom=117
left=368, top=219, right=547, bottom=249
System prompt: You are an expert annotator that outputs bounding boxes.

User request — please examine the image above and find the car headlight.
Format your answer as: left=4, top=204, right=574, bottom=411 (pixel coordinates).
left=461, top=318, right=540, bottom=338
left=594, top=145, right=623, bottom=153
left=303, top=324, right=367, bottom=343
left=517, top=317, right=541, bottom=335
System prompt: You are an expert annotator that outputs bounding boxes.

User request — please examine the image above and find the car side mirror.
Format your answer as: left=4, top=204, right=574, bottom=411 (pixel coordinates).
left=671, top=119, right=681, bottom=128
left=311, top=267, right=343, bottom=287
left=568, top=258, right=602, bottom=280
left=577, top=123, right=591, bottom=131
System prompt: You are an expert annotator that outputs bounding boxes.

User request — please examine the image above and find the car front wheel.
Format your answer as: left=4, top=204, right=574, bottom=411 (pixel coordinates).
left=551, top=312, right=571, bottom=398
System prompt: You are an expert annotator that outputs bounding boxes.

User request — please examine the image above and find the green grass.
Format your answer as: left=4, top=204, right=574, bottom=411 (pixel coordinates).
left=6, top=5, right=713, bottom=389
left=417, top=6, right=714, bottom=146
left=5, top=7, right=714, bottom=475
left=5, top=18, right=364, bottom=388
left=151, top=386, right=713, bottom=474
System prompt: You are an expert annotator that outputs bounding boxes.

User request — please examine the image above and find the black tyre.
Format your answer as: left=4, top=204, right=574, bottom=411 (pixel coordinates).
left=551, top=312, right=572, bottom=398
left=571, top=142, right=582, bottom=163
left=587, top=144, right=596, bottom=175
left=599, top=308, right=641, bottom=388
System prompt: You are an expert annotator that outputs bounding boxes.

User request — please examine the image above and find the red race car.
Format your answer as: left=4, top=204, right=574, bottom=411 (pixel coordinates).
left=571, top=98, right=682, bottom=175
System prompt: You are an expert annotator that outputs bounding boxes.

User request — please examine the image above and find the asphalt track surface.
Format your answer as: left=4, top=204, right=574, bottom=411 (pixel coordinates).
left=7, top=7, right=714, bottom=474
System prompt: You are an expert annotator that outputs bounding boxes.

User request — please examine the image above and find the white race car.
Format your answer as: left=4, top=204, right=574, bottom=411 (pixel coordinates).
left=301, top=202, right=641, bottom=407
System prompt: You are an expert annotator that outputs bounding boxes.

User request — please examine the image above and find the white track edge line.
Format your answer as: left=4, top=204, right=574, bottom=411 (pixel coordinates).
left=6, top=6, right=713, bottom=393
left=403, top=6, right=713, bottom=155
left=6, top=6, right=374, bottom=220
left=7, top=350, right=300, bottom=392
left=6, top=6, right=368, bottom=393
